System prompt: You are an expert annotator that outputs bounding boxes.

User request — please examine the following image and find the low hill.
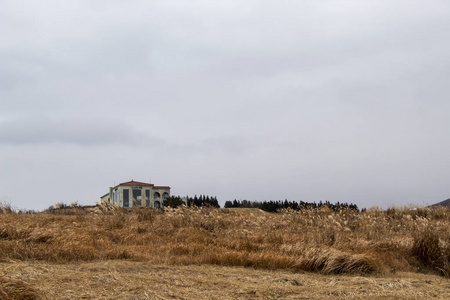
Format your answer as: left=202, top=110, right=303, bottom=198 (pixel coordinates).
left=430, top=198, right=450, bottom=207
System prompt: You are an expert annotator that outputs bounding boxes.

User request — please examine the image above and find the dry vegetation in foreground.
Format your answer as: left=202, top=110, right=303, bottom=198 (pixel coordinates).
left=1, top=204, right=450, bottom=299
left=1, top=260, right=449, bottom=300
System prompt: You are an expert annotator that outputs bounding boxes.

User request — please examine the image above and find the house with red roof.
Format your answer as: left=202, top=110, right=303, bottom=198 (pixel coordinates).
left=100, top=180, right=172, bottom=208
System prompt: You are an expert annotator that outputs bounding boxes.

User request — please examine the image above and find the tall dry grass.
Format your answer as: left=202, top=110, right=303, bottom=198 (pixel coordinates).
left=0, top=204, right=449, bottom=278
left=0, top=201, right=16, bottom=214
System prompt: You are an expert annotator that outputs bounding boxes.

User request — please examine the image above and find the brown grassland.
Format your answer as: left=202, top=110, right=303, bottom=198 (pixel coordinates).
left=0, top=203, right=449, bottom=299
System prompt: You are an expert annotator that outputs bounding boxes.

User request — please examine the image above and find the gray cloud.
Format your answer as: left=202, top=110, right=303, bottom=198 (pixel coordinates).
left=0, top=117, right=161, bottom=146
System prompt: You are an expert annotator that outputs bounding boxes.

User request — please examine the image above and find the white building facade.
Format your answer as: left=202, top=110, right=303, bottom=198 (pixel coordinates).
left=100, top=180, right=171, bottom=208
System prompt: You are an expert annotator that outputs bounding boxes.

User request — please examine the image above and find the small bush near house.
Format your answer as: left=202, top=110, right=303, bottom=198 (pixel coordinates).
left=163, top=196, right=185, bottom=208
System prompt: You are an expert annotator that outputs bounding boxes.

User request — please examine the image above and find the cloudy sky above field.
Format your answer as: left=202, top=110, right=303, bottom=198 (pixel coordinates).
left=1, top=1, right=450, bottom=210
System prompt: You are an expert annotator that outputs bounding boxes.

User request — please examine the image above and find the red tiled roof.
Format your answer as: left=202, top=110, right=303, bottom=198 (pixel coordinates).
left=153, top=186, right=171, bottom=189
left=119, top=180, right=154, bottom=187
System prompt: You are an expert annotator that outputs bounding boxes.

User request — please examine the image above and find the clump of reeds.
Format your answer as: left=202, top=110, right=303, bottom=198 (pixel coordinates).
left=295, top=248, right=381, bottom=274
left=0, top=276, right=45, bottom=300
left=412, top=229, right=450, bottom=277
left=0, top=201, right=15, bottom=214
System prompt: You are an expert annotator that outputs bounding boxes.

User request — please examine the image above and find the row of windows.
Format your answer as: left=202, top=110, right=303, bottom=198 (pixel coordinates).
left=123, top=198, right=161, bottom=208
left=111, top=188, right=169, bottom=207
left=154, top=191, right=170, bottom=199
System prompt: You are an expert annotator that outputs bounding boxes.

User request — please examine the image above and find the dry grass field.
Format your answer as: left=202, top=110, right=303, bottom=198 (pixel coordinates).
left=1, top=204, right=449, bottom=299
left=1, top=260, right=449, bottom=299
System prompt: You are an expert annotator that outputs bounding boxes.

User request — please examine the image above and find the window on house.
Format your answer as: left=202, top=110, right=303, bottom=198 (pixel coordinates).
left=133, top=189, right=142, bottom=206
left=145, top=190, right=150, bottom=207
left=123, top=189, right=129, bottom=207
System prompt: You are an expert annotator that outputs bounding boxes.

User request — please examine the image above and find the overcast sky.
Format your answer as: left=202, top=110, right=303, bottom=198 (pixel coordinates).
left=1, top=1, right=450, bottom=210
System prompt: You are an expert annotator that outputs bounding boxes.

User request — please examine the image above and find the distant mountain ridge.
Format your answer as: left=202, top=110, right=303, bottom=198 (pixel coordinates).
left=430, top=198, right=450, bottom=207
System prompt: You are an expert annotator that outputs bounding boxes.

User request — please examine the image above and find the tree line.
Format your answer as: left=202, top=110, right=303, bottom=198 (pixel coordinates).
left=224, top=199, right=359, bottom=212
left=163, top=195, right=220, bottom=208
left=164, top=195, right=359, bottom=212
left=187, top=195, right=220, bottom=208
